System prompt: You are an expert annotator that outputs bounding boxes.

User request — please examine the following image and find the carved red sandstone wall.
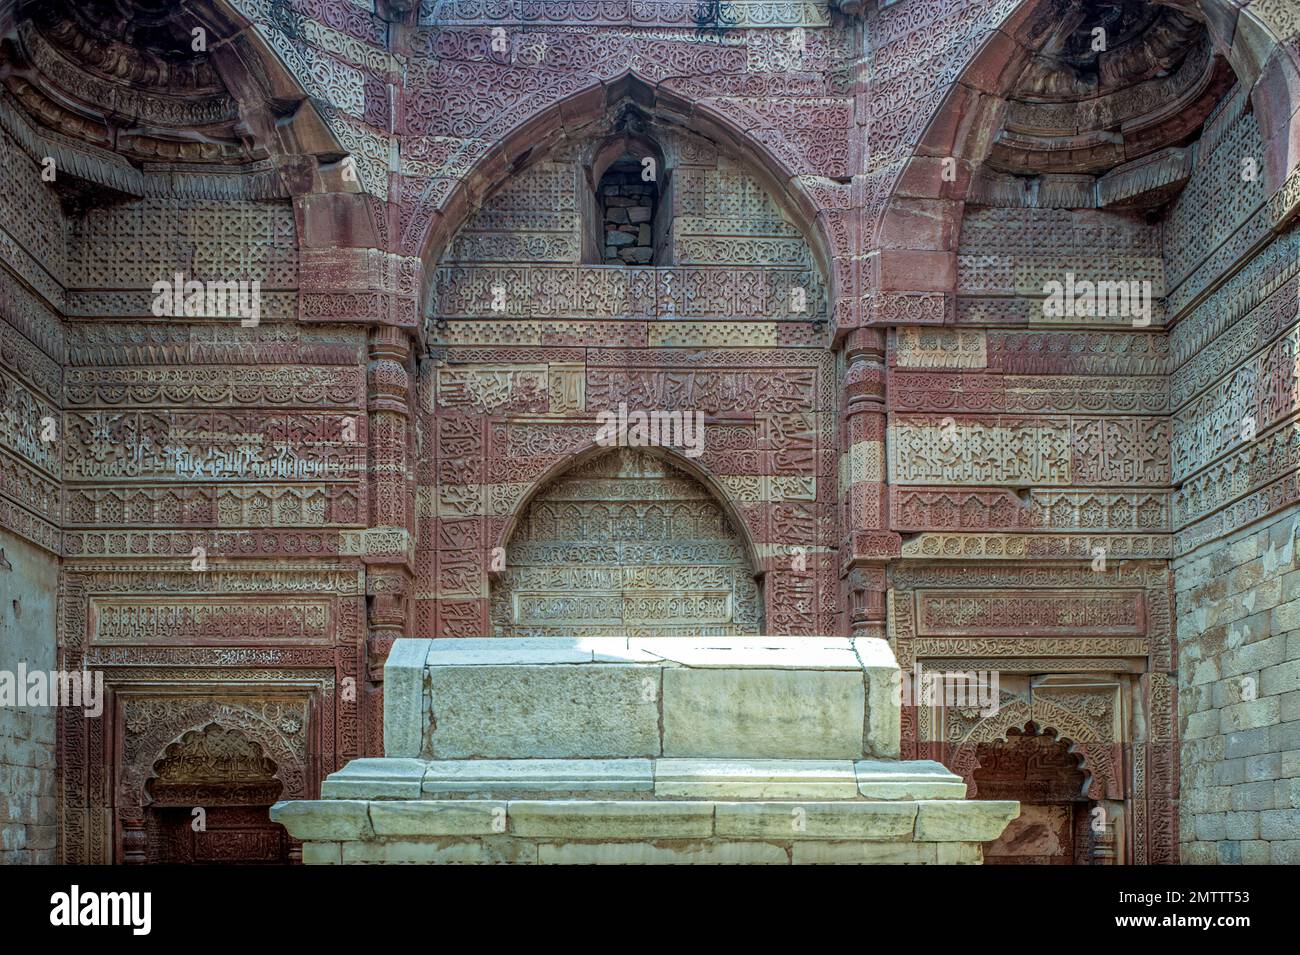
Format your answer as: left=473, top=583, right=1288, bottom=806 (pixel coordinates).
left=418, top=133, right=836, bottom=639
left=873, top=0, right=1300, bottom=866
left=0, top=0, right=1296, bottom=864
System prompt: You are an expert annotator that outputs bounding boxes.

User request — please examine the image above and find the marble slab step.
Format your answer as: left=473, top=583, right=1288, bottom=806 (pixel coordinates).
left=423, top=759, right=654, bottom=795
left=319, top=756, right=966, bottom=801
left=854, top=759, right=968, bottom=799
left=270, top=797, right=1023, bottom=856
left=654, top=759, right=861, bottom=799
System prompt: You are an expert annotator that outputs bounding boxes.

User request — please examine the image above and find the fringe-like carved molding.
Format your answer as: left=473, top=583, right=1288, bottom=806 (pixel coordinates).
left=0, top=94, right=288, bottom=201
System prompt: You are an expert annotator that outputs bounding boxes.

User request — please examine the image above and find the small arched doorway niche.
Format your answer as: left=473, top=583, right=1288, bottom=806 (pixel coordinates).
left=489, top=448, right=762, bottom=638
left=972, top=725, right=1105, bottom=865
left=141, top=723, right=290, bottom=865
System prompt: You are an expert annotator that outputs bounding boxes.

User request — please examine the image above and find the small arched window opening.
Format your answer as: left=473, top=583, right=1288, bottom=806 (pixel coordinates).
left=583, top=131, right=672, bottom=265
left=600, top=155, right=656, bottom=264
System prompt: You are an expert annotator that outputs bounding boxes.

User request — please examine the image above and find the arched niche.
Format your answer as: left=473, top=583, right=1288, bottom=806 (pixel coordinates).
left=0, top=0, right=349, bottom=200
left=430, top=108, right=829, bottom=327
left=145, top=723, right=283, bottom=808
left=489, top=447, right=763, bottom=638
left=421, top=75, right=834, bottom=333
left=877, top=0, right=1300, bottom=244
left=139, top=722, right=291, bottom=865
left=971, top=724, right=1103, bottom=866
left=585, top=128, right=671, bottom=266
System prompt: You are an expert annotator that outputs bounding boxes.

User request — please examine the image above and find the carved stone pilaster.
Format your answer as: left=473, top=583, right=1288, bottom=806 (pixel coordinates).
left=364, top=325, right=416, bottom=680
left=839, top=327, right=898, bottom=639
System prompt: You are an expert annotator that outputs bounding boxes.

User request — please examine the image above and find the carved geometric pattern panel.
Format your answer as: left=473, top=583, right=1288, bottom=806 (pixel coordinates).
left=489, top=448, right=762, bottom=637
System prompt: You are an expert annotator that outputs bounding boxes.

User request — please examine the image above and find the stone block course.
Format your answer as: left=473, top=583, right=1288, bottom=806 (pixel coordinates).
left=322, top=758, right=428, bottom=799
left=914, top=801, right=1021, bottom=842
left=412, top=636, right=902, bottom=762
left=538, top=841, right=788, bottom=865
left=661, top=666, right=865, bottom=759
left=653, top=759, right=861, bottom=799
left=424, top=758, right=655, bottom=796
left=1240, top=840, right=1271, bottom=864
left=270, top=800, right=373, bottom=841
left=1224, top=811, right=1259, bottom=839
left=1271, top=840, right=1300, bottom=864
left=342, top=837, right=537, bottom=865
left=276, top=792, right=1020, bottom=865
left=791, top=841, right=938, bottom=865
left=508, top=801, right=714, bottom=839
left=0, top=536, right=58, bottom=866
left=370, top=801, right=506, bottom=837
left=1219, top=698, right=1281, bottom=733
left=1276, top=778, right=1300, bottom=809
left=1260, top=808, right=1300, bottom=840
left=1180, top=506, right=1300, bottom=862
left=1244, top=752, right=1281, bottom=781
left=426, top=663, right=661, bottom=759
left=1283, top=690, right=1300, bottom=722
left=714, top=801, right=918, bottom=840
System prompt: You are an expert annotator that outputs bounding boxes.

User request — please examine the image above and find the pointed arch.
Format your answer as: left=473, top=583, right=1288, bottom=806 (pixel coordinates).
left=411, top=71, right=838, bottom=329
left=119, top=700, right=309, bottom=813
left=182, top=0, right=357, bottom=195
left=488, top=444, right=765, bottom=638
left=951, top=703, right=1121, bottom=802
left=877, top=0, right=1300, bottom=265
left=490, top=440, right=763, bottom=578
left=0, top=0, right=351, bottom=200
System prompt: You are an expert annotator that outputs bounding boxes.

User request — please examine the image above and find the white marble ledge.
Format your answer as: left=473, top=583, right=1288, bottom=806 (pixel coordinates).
left=270, top=796, right=1022, bottom=848
left=320, top=757, right=973, bottom=802
left=391, top=636, right=897, bottom=671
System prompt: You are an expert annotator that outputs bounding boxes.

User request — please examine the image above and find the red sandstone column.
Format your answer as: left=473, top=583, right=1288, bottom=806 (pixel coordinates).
left=363, top=324, right=415, bottom=680
left=839, top=327, right=899, bottom=640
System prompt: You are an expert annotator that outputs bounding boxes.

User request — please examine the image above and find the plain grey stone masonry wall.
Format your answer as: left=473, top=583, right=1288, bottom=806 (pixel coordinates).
left=0, top=530, right=59, bottom=864
left=1174, top=505, right=1300, bottom=864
